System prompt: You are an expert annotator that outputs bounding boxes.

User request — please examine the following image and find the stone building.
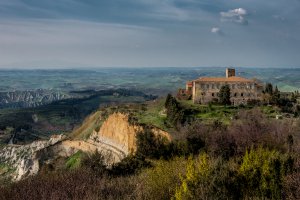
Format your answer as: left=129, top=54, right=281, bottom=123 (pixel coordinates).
left=187, top=68, right=263, bottom=105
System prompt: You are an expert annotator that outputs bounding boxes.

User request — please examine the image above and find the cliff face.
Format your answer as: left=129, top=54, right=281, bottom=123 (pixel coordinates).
left=89, top=112, right=171, bottom=155
left=0, top=135, right=65, bottom=181
left=0, top=112, right=171, bottom=181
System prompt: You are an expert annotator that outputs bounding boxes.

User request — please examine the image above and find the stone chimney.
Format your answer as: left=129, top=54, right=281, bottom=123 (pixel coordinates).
left=226, top=68, right=235, bottom=78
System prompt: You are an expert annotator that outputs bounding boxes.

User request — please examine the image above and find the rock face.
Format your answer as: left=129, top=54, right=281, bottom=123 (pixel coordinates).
left=0, top=89, right=69, bottom=108
left=89, top=112, right=171, bottom=155
left=0, top=135, right=65, bottom=181
left=0, top=112, right=171, bottom=181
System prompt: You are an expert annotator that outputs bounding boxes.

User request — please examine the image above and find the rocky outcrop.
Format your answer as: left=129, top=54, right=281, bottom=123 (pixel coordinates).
left=61, top=140, right=125, bottom=164
left=89, top=112, right=171, bottom=155
left=0, top=89, right=69, bottom=108
left=0, top=135, right=65, bottom=181
left=0, top=112, right=171, bottom=181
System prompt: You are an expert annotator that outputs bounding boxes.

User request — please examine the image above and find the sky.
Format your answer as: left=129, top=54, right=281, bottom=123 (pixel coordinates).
left=0, top=0, right=300, bottom=68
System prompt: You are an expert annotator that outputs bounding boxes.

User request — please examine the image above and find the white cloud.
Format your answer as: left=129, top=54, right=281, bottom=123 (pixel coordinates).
left=211, top=27, right=220, bottom=33
left=220, top=8, right=248, bottom=25
left=211, top=27, right=224, bottom=36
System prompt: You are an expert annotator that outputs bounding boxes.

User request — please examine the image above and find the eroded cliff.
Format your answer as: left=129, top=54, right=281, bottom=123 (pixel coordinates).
left=88, top=112, right=171, bottom=155
left=0, top=111, right=171, bottom=181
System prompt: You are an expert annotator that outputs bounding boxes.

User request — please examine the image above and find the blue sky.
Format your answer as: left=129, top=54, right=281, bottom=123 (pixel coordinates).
left=0, top=0, right=300, bottom=68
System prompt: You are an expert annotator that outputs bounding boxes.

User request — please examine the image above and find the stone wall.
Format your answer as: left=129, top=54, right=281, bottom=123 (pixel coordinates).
left=193, top=82, right=262, bottom=105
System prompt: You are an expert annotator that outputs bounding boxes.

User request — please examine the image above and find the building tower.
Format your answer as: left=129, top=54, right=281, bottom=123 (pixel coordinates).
left=226, top=68, right=235, bottom=78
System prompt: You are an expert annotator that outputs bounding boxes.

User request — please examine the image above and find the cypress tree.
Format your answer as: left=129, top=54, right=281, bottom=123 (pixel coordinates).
left=218, top=85, right=231, bottom=105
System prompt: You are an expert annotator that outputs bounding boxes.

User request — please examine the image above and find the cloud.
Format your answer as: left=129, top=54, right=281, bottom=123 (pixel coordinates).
left=0, top=1, right=299, bottom=67
left=211, top=27, right=224, bottom=35
left=220, top=8, right=248, bottom=25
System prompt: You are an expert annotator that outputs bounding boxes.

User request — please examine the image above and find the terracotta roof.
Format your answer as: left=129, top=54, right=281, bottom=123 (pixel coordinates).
left=194, top=76, right=255, bottom=83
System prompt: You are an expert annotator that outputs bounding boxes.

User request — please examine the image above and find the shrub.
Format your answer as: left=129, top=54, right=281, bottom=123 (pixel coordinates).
left=141, top=157, right=187, bottom=200
left=136, top=129, right=170, bottom=159
left=230, top=109, right=294, bottom=155
left=81, top=150, right=107, bottom=176
left=111, top=154, right=151, bottom=176
left=174, top=154, right=240, bottom=200
left=174, top=154, right=212, bottom=199
left=65, top=151, right=84, bottom=170
left=0, top=169, right=139, bottom=200
left=283, top=158, right=300, bottom=200
left=239, top=147, right=292, bottom=199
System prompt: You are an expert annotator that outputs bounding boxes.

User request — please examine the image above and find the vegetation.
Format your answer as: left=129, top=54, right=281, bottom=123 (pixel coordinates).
left=65, top=151, right=84, bottom=170
left=1, top=92, right=300, bottom=199
left=218, top=84, right=231, bottom=105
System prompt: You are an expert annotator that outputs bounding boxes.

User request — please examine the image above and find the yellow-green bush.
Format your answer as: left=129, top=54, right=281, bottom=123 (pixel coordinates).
left=239, top=147, right=291, bottom=199
left=174, top=154, right=212, bottom=200
left=140, top=157, right=187, bottom=200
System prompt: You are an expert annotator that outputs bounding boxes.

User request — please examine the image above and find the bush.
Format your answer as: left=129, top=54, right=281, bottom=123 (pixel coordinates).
left=111, top=154, right=151, bottom=176
left=65, top=151, right=84, bottom=170
left=174, top=154, right=240, bottom=200
left=284, top=158, right=300, bottom=200
left=81, top=150, right=107, bottom=176
left=141, top=157, right=187, bottom=200
left=136, top=129, right=170, bottom=159
left=230, top=109, right=295, bottom=154
left=239, top=147, right=293, bottom=199
left=0, top=169, right=139, bottom=200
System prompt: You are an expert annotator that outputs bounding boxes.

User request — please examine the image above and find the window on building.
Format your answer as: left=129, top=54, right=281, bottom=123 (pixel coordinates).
left=212, top=93, right=215, bottom=97
left=212, top=84, right=215, bottom=89
left=232, top=84, right=235, bottom=89
left=234, top=93, right=237, bottom=97
left=241, top=93, right=244, bottom=97
left=206, top=84, right=209, bottom=89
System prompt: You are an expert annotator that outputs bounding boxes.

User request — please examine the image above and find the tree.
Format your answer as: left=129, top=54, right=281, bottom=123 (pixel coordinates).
left=165, top=94, right=184, bottom=126
left=265, top=83, right=273, bottom=95
left=271, top=85, right=280, bottom=105
left=218, top=85, right=231, bottom=105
